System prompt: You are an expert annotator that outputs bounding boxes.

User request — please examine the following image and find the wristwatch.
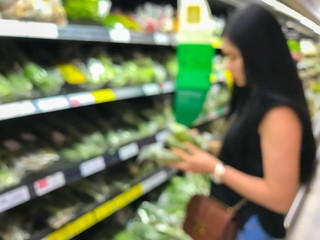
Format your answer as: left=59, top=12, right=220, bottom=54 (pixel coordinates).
left=210, top=162, right=226, bottom=184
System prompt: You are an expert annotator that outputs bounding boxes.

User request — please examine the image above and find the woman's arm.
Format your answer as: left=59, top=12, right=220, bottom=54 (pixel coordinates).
left=167, top=106, right=301, bottom=213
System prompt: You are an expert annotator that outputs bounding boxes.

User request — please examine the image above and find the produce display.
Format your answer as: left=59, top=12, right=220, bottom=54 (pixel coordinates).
left=0, top=41, right=177, bottom=103
left=0, top=158, right=159, bottom=240
left=0, top=96, right=174, bottom=192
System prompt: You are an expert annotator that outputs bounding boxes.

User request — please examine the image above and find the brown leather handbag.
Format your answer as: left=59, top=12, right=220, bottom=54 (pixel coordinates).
left=183, top=195, right=246, bottom=240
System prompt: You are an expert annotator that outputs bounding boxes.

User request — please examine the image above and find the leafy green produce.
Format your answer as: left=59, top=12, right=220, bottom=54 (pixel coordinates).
left=0, top=74, right=13, bottom=103
left=7, top=72, right=33, bottom=99
left=104, top=14, right=141, bottom=31
left=24, top=62, right=64, bottom=96
left=64, top=0, right=110, bottom=21
left=138, top=143, right=181, bottom=165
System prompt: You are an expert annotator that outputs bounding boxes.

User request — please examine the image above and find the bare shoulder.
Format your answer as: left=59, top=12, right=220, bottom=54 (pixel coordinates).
left=259, top=106, right=302, bottom=134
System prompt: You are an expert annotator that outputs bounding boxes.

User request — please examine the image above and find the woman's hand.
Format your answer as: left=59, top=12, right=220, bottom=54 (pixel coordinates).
left=166, top=142, right=220, bottom=174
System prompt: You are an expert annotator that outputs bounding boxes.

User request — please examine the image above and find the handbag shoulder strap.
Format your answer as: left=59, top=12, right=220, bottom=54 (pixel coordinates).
left=228, top=199, right=247, bottom=214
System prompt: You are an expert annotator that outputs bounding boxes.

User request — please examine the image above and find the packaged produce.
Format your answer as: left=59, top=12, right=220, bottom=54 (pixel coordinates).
left=104, top=14, right=141, bottom=31
left=24, top=62, right=64, bottom=96
left=1, top=0, right=67, bottom=24
left=64, top=0, right=111, bottom=22
left=7, top=72, right=33, bottom=100
left=0, top=74, right=14, bottom=103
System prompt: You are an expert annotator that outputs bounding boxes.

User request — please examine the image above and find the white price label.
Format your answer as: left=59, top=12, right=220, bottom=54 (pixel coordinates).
left=155, top=130, right=170, bottom=142
left=0, top=101, right=36, bottom=120
left=34, top=172, right=65, bottom=196
left=142, top=170, right=168, bottom=193
left=109, top=29, right=131, bottom=43
left=80, top=156, right=106, bottom=177
left=68, top=92, right=95, bottom=107
left=153, top=33, right=170, bottom=45
left=0, top=20, right=58, bottom=39
left=142, top=83, right=160, bottom=96
left=36, top=96, right=70, bottom=112
left=119, top=142, right=139, bottom=161
left=25, top=22, right=58, bottom=39
left=162, top=81, right=175, bottom=93
left=0, top=186, right=30, bottom=212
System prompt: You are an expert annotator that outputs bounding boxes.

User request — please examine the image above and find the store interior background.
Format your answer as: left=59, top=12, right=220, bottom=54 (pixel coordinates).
left=0, top=0, right=320, bottom=239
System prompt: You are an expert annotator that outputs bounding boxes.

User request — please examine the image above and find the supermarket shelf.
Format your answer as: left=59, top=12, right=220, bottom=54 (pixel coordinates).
left=41, top=167, right=177, bottom=240
left=0, top=129, right=170, bottom=213
left=0, top=81, right=175, bottom=122
left=193, top=106, right=229, bottom=126
left=0, top=20, right=176, bottom=46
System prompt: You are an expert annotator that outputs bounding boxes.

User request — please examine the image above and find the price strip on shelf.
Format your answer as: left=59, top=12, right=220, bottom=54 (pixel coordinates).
left=94, top=200, right=115, bottom=222
left=109, top=29, right=131, bottom=43
left=125, top=184, right=143, bottom=202
left=80, top=156, right=106, bottom=177
left=0, top=186, right=30, bottom=212
left=0, top=101, right=36, bottom=120
left=47, top=226, right=69, bottom=240
left=142, top=83, right=161, bottom=96
left=155, top=130, right=170, bottom=143
left=36, top=96, right=70, bottom=112
left=34, top=172, right=66, bottom=196
left=92, top=89, right=116, bottom=103
left=118, top=142, right=139, bottom=161
left=162, top=81, right=175, bottom=93
left=66, top=212, right=96, bottom=237
left=153, top=33, right=170, bottom=45
left=142, top=170, right=168, bottom=193
left=24, top=22, right=59, bottom=39
left=68, top=92, right=95, bottom=107
left=113, top=192, right=130, bottom=210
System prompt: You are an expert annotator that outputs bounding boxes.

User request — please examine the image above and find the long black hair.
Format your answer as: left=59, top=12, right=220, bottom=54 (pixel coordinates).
left=223, top=4, right=316, bottom=184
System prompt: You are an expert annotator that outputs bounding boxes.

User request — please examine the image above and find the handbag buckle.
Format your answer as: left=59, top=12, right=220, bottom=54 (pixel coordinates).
left=194, top=222, right=206, bottom=236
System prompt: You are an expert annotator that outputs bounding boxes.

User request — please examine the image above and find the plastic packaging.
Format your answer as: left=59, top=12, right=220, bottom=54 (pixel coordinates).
left=1, top=0, right=67, bottom=25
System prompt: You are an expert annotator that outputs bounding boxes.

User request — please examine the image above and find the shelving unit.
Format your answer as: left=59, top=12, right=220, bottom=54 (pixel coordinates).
left=0, top=81, right=175, bottom=121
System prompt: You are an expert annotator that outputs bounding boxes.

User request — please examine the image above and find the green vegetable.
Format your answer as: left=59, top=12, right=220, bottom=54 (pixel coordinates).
left=0, top=74, right=13, bottom=103
left=7, top=72, right=33, bottom=99
left=24, top=62, right=64, bottom=96
left=64, top=0, right=110, bottom=21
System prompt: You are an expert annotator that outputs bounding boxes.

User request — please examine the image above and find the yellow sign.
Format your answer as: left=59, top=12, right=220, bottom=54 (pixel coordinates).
left=92, top=89, right=116, bottom=103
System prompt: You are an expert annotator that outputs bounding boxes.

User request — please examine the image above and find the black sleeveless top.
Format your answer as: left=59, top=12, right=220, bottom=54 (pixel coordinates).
left=210, top=96, right=302, bottom=238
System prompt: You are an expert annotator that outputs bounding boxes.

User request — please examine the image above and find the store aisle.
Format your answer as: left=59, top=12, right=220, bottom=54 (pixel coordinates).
left=287, top=161, right=320, bottom=240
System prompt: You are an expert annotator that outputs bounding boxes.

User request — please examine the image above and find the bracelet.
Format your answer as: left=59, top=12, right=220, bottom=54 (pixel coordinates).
left=210, top=162, right=226, bottom=184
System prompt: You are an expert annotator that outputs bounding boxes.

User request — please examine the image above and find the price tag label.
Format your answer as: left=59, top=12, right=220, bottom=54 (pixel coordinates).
left=142, top=170, right=168, bottom=193
left=34, top=172, right=65, bottom=196
left=68, top=212, right=96, bottom=236
left=92, top=89, right=116, bottom=103
left=155, top=130, right=170, bottom=142
left=109, top=29, right=131, bottom=43
left=142, top=83, right=160, bottom=96
left=36, top=96, right=70, bottom=112
left=118, top=142, right=139, bottom=161
left=80, top=156, right=106, bottom=177
left=0, top=186, right=30, bottom=212
left=94, top=200, right=115, bottom=222
left=162, top=81, right=175, bottom=93
left=68, top=92, right=95, bottom=107
left=25, top=22, right=59, bottom=39
left=153, top=33, right=170, bottom=45
left=0, top=101, right=36, bottom=120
